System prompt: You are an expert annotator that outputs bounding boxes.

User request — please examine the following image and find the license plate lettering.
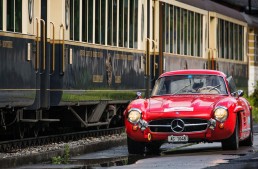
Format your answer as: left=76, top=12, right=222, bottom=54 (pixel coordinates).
left=168, top=135, right=188, bottom=143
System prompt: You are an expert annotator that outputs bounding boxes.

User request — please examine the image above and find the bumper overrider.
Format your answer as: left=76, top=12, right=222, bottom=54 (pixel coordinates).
left=125, top=115, right=235, bottom=143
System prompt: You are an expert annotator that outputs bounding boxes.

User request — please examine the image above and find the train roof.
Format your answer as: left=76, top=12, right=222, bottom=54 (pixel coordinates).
left=177, top=0, right=246, bottom=22
left=242, top=13, right=258, bottom=27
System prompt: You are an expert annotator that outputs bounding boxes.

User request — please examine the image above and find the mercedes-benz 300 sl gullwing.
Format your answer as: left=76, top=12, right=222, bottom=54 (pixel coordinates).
left=124, top=69, right=253, bottom=154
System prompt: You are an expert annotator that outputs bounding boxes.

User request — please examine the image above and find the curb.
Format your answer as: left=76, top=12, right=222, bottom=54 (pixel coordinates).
left=0, top=136, right=127, bottom=169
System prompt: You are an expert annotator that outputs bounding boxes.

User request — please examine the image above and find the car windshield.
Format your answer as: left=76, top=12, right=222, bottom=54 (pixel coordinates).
left=151, top=74, right=228, bottom=96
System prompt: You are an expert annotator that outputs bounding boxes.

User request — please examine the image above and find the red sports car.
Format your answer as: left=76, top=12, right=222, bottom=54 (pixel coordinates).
left=124, top=69, right=253, bottom=154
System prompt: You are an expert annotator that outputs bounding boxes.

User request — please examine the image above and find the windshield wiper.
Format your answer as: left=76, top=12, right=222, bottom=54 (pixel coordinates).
left=172, top=84, right=191, bottom=95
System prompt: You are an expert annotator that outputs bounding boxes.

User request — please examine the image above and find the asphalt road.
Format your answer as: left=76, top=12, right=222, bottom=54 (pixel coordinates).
left=17, top=124, right=258, bottom=169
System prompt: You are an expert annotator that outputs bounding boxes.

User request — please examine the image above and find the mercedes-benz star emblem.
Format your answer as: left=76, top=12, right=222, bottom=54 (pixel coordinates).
left=171, top=119, right=185, bottom=132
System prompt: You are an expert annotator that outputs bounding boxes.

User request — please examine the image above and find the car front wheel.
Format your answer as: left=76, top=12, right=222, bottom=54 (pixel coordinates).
left=222, top=118, right=239, bottom=150
left=127, top=136, right=145, bottom=154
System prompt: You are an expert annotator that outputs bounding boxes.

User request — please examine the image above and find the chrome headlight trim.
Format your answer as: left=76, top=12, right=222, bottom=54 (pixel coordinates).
left=127, top=108, right=142, bottom=124
left=214, top=106, right=228, bottom=122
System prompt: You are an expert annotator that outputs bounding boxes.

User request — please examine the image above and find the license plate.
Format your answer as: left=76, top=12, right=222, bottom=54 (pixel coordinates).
left=168, top=135, right=188, bottom=143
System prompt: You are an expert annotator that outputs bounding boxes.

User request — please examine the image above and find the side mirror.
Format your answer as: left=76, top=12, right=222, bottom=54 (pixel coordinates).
left=237, top=90, right=244, bottom=97
left=136, top=92, right=142, bottom=99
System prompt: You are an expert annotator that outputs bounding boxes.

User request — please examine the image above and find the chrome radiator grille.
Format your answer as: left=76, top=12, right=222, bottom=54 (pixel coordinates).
left=148, top=118, right=208, bottom=133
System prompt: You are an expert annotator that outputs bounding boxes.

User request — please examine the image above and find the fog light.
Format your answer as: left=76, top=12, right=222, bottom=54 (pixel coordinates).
left=132, top=125, right=138, bottom=131
left=148, top=133, right=152, bottom=141
left=219, top=123, right=224, bottom=129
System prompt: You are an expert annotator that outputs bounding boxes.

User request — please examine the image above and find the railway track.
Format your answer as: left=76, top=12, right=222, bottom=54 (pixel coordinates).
left=0, top=127, right=124, bottom=152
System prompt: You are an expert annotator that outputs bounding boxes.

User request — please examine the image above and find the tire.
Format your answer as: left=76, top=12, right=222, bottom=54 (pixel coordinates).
left=127, top=136, right=145, bottom=154
left=222, top=117, right=239, bottom=150
left=146, top=141, right=162, bottom=154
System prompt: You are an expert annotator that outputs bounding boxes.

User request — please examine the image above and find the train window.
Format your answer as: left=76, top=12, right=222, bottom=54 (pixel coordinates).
left=165, top=4, right=169, bottom=52
left=217, top=19, right=244, bottom=61
left=134, top=0, right=138, bottom=48
left=70, top=0, right=79, bottom=41
left=176, top=7, right=180, bottom=54
left=190, top=12, right=194, bottom=56
left=187, top=11, right=191, bottom=55
left=180, top=9, right=184, bottom=55
left=113, top=0, right=117, bottom=46
left=235, top=24, right=239, bottom=60
left=7, top=0, right=22, bottom=33
left=170, top=6, right=173, bottom=53
left=101, top=1, right=106, bottom=45
left=0, top=0, right=2, bottom=30
left=229, top=23, right=233, bottom=60
left=183, top=9, right=187, bottom=55
left=173, top=6, right=177, bottom=54
left=141, top=4, right=144, bottom=42
left=197, top=14, right=200, bottom=56
left=124, top=0, right=128, bottom=47
left=119, top=1, right=124, bottom=47
left=88, top=0, right=93, bottom=43
left=162, top=4, right=203, bottom=57
left=82, top=0, right=88, bottom=42
left=95, top=0, right=100, bottom=44
left=95, top=0, right=106, bottom=45
left=107, top=0, right=112, bottom=45
left=239, top=25, right=244, bottom=61
left=129, top=0, right=134, bottom=48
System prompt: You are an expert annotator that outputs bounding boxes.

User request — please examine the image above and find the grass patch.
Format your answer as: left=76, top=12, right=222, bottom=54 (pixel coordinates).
left=61, top=90, right=143, bottom=101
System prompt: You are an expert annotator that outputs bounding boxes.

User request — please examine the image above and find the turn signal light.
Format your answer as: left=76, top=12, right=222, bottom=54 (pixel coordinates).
left=132, top=125, right=138, bottom=131
left=219, top=123, right=224, bottom=129
left=148, top=133, right=152, bottom=141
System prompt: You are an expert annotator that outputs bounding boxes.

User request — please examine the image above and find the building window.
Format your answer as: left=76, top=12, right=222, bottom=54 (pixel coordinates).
left=0, top=0, right=2, bottom=30
left=7, top=0, right=22, bottom=32
left=70, top=0, right=79, bottom=41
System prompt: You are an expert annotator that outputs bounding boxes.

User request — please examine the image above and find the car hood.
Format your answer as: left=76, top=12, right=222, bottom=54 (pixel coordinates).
left=148, top=95, right=226, bottom=114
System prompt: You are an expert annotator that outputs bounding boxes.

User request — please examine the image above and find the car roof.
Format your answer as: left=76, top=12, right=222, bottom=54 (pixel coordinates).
left=160, top=69, right=227, bottom=78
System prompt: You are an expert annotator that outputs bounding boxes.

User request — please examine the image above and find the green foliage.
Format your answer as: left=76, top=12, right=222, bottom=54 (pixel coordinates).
left=52, top=156, right=62, bottom=164
left=62, top=90, right=141, bottom=101
left=63, top=144, right=70, bottom=164
left=245, top=82, right=258, bottom=123
left=252, top=81, right=258, bottom=107
left=52, top=144, right=70, bottom=164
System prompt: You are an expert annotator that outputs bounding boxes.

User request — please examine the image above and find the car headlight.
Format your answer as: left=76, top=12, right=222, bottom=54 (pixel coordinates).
left=214, top=107, right=228, bottom=122
left=128, top=108, right=141, bottom=124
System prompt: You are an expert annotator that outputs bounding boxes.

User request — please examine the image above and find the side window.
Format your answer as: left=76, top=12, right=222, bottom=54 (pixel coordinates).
left=227, top=76, right=237, bottom=93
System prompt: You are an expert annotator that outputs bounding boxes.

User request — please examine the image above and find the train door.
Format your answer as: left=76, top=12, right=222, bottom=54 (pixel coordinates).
left=36, top=0, right=50, bottom=109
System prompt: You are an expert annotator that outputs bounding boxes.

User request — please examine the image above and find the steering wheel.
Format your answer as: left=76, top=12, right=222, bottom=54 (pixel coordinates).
left=198, top=86, right=221, bottom=94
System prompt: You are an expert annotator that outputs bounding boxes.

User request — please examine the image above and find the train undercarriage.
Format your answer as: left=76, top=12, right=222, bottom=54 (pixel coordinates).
left=0, top=100, right=127, bottom=141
